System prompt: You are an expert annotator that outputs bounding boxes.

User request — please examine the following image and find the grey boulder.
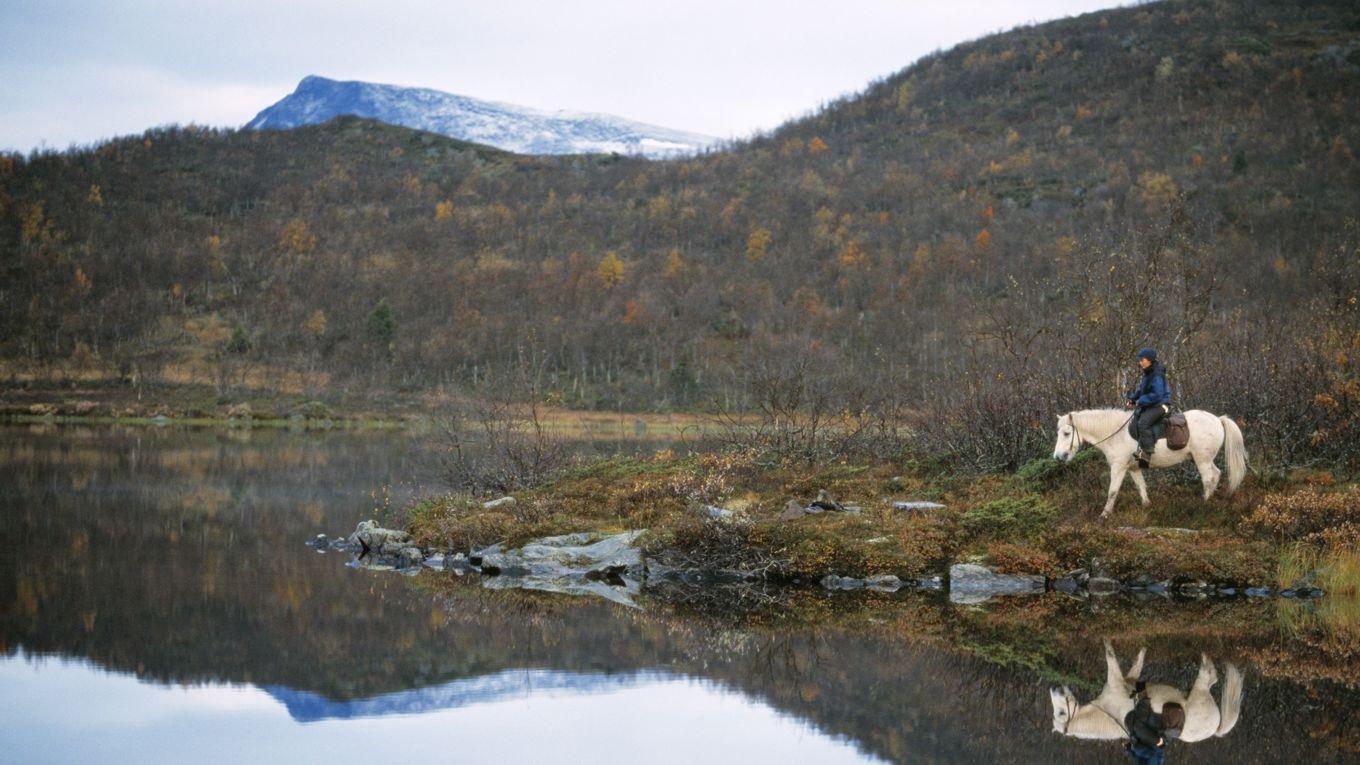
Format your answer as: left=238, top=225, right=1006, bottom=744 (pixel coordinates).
left=948, top=563, right=1045, bottom=603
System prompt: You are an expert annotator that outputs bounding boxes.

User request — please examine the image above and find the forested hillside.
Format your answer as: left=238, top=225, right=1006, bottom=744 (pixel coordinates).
left=2, top=0, right=1358, bottom=466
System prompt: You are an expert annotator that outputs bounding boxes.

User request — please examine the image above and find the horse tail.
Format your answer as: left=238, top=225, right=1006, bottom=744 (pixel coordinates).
left=1215, top=662, right=1244, bottom=737
left=1220, top=416, right=1247, bottom=493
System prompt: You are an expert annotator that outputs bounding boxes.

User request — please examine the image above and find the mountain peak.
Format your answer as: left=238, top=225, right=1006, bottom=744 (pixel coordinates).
left=247, top=76, right=717, bottom=158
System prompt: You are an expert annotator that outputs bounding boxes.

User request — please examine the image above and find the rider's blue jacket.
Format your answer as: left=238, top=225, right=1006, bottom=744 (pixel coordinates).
left=1128, top=361, right=1172, bottom=407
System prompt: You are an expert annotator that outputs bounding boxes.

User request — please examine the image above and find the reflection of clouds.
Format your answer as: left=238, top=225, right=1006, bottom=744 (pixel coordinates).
left=0, top=650, right=277, bottom=725
left=0, top=652, right=881, bottom=764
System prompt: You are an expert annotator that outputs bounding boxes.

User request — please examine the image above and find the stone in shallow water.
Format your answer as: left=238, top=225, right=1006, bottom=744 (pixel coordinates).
left=948, top=563, right=1045, bottom=603
left=473, top=530, right=647, bottom=607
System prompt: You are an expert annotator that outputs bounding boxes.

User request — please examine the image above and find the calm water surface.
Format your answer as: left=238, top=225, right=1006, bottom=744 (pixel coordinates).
left=0, top=424, right=1356, bottom=764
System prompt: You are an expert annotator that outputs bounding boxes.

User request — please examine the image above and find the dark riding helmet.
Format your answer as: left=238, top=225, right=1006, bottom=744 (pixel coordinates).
left=1137, top=347, right=1158, bottom=362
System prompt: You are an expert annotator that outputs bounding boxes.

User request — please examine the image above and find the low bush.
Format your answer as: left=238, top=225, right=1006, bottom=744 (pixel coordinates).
left=1239, top=487, right=1360, bottom=544
left=959, top=494, right=1057, bottom=539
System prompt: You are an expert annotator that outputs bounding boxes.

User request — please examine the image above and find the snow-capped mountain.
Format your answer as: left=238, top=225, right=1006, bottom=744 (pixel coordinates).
left=247, top=75, right=717, bottom=158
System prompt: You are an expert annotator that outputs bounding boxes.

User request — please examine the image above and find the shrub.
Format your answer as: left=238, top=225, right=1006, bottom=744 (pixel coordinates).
left=959, top=494, right=1057, bottom=539
left=985, top=540, right=1058, bottom=574
left=1240, top=487, right=1360, bottom=544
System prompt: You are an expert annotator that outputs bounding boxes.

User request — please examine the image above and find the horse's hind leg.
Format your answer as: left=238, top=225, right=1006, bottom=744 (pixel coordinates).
left=1195, top=653, right=1219, bottom=689
left=1196, top=454, right=1222, bottom=500
left=1127, top=647, right=1146, bottom=682
left=1129, top=469, right=1150, bottom=506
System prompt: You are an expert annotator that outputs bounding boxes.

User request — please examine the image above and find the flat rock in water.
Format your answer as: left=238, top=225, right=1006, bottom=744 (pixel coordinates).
left=473, top=530, right=645, bottom=584
left=948, top=563, right=1045, bottom=603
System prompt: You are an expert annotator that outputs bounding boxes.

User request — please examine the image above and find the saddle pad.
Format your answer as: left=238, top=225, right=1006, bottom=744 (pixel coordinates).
left=1165, top=412, right=1189, bottom=450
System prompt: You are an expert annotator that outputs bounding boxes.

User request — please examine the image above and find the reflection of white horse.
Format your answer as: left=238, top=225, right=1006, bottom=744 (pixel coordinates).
left=1052, top=408, right=1247, bottom=517
left=1049, top=639, right=1244, bottom=743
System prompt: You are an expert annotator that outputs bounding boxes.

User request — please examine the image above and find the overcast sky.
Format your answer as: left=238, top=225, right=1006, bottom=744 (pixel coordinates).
left=0, top=0, right=1126, bottom=153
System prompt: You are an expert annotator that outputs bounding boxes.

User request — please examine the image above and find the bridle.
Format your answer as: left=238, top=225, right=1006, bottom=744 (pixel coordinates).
left=1055, top=694, right=1129, bottom=737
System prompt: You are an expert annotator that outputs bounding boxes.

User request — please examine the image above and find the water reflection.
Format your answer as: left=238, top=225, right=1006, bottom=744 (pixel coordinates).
left=1, top=424, right=1358, bottom=764
left=0, top=652, right=880, bottom=764
left=1050, top=640, right=1243, bottom=750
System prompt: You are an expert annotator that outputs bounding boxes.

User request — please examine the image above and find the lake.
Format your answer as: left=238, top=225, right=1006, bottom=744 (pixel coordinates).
left=1, top=423, right=1356, bottom=764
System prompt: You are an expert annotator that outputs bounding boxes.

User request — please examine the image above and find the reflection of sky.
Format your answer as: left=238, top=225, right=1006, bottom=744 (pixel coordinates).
left=0, top=653, right=882, bottom=764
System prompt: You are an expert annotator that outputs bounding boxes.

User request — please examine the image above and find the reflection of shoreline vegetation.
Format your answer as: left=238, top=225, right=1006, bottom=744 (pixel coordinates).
left=9, top=424, right=1360, bottom=761
left=1, top=385, right=715, bottom=437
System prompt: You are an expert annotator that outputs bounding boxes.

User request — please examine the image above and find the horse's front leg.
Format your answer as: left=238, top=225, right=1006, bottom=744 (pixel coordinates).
left=1129, top=469, right=1150, bottom=506
left=1103, top=639, right=1125, bottom=691
left=1102, top=459, right=1130, bottom=517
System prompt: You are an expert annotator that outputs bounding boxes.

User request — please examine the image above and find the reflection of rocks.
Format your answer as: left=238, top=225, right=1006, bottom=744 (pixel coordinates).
left=473, top=531, right=646, bottom=608
left=316, top=521, right=1324, bottom=605
left=819, top=574, right=917, bottom=592
left=330, top=522, right=648, bottom=604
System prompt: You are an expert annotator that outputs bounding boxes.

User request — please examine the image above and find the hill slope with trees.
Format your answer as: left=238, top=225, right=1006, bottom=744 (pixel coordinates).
left=2, top=0, right=1358, bottom=466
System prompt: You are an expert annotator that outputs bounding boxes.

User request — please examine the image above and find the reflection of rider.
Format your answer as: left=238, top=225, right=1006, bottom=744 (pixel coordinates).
left=1125, top=348, right=1172, bottom=468
left=1122, top=681, right=1184, bottom=765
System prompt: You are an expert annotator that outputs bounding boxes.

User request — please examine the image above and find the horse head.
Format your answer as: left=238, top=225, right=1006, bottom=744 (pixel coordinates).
left=1053, top=414, right=1079, bottom=462
left=1049, top=686, right=1078, bottom=733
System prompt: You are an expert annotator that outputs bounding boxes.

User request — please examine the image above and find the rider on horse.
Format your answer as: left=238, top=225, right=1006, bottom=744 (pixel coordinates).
left=1126, top=347, right=1172, bottom=468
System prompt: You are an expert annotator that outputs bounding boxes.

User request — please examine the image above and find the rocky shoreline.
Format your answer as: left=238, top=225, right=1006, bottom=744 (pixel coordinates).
left=310, top=519, right=1327, bottom=606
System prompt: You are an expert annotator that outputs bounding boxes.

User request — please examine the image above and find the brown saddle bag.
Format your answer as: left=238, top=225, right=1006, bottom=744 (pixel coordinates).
left=1165, top=412, right=1189, bottom=450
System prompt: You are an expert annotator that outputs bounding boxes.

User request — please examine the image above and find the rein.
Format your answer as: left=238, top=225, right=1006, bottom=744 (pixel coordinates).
left=1069, top=410, right=1136, bottom=450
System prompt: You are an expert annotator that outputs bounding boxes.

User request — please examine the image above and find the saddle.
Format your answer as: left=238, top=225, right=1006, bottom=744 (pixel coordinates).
left=1165, top=412, right=1189, bottom=450
left=1128, top=408, right=1190, bottom=451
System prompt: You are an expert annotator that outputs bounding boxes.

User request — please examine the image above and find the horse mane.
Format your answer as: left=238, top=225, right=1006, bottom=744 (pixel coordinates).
left=1065, top=408, right=1132, bottom=445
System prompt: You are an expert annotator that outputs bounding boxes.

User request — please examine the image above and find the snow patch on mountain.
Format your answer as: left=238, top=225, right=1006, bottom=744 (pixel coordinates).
left=247, top=75, right=717, bottom=158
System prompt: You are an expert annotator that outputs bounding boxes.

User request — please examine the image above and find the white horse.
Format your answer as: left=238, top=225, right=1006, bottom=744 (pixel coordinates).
left=1050, top=639, right=1244, bottom=743
left=1052, top=408, right=1246, bottom=517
